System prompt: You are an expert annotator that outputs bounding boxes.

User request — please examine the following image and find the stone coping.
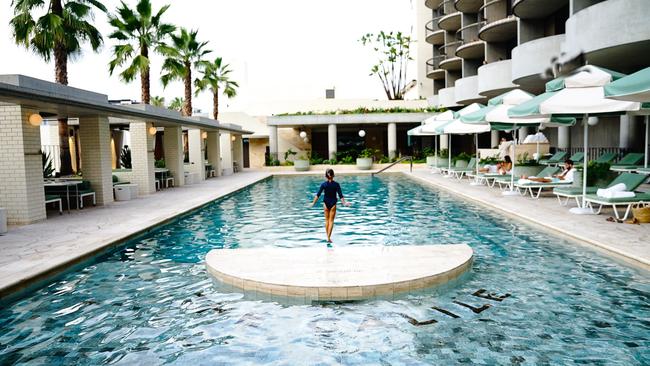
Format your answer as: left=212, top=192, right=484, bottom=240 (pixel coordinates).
left=206, top=244, right=473, bottom=302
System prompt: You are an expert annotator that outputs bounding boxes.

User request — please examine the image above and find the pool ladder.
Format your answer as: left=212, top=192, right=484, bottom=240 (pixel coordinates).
left=372, top=156, right=413, bottom=176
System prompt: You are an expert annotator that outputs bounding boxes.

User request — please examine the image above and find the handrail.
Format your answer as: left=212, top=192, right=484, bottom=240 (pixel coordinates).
left=372, top=156, right=413, bottom=176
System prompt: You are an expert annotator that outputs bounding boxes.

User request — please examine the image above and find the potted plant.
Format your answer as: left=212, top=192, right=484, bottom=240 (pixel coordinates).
left=423, top=147, right=437, bottom=167
left=357, top=148, right=376, bottom=170
left=452, top=152, right=472, bottom=168
left=513, top=152, right=544, bottom=177
left=436, top=148, right=449, bottom=168
left=294, top=151, right=310, bottom=171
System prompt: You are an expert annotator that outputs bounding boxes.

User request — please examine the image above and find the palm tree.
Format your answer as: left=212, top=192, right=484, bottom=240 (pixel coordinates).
left=150, top=96, right=165, bottom=107
left=10, top=0, right=106, bottom=175
left=168, top=97, right=184, bottom=112
left=108, top=0, right=175, bottom=104
left=195, top=57, right=239, bottom=120
left=159, top=28, right=211, bottom=116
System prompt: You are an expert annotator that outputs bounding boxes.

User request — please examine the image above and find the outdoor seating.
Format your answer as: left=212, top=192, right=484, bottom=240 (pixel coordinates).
left=447, top=158, right=477, bottom=180
left=584, top=192, right=650, bottom=220
left=567, top=152, right=584, bottom=163
left=112, top=175, right=130, bottom=186
left=71, top=180, right=96, bottom=209
left=575, top=151, right=617, bottom=168
left=513, top=166, right=568, bottom=198
left=539, top=151, right=567, bottom=165
left=44, top=195, right=63, bottom=215
left=553, top=172, right=648, bottom=207
left=165, top=175, right=175, bottom=187
left=609, top=152, right=645, bottom=171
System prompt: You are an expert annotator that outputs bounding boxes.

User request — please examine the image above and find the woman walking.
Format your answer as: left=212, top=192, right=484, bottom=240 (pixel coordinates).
left=310, top=169, right=348, bottom=243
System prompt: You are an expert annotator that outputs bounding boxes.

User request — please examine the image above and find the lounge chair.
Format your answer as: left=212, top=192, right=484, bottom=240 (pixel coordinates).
left=584, top=192, right=650, bottom=220
left=567, top=152, right=584, bottom=163
left=467, top=171, right=510, bottom=187
left=553, top=172, right=648, bottom=208
left=447, top=158, right=477, bottom=180
left=112, top=175, right=130, bottom=186
left=45, top=194, right=63, bottom=215
left=610, top=153, right=645, bottom=171
left=513, top=167, right=569, bottom=198
left=70, top=180, right=96, bottom=209
left=539, top=151, right=567, bottom=166
left=594, top=152, right=618, bottom=164
left=637, top=167, right=650, bottom=175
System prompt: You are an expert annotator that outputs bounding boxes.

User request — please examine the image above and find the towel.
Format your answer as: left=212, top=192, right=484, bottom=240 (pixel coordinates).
left=518, top=179, right=532, bottom=184
left=596, top=189, right=635, bottom=199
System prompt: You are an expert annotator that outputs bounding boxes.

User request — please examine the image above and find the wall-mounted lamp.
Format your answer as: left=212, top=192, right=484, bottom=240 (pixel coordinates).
left=303, top=137, right=309, bottom=143
left=231, top=135, right=236, bottom=142
left=28, top=113, right=43, bottom=127
left=358, top=130, right=366, bottom=138
left=202, top=131, right=208, bottom=139
left=587, top=117, right=599, bottom=126
left=148, top=125, right=157, bottom=135
left=299, top=131, right=307, bottom=139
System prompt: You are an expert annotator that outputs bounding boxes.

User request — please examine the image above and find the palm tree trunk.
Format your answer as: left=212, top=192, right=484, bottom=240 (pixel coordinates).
left=183, top=61, right=192, bottom=116
left=141, top=44, right=150, bottom=104
left=212, top=89, right=219, bottom=120
left=54, top=41, right=73, bottom=175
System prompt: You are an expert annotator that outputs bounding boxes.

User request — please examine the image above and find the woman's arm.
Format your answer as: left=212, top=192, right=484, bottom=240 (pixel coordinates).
left=310, top=184, right=324, bottom=207
left=337, top=184, right=350, bottom=206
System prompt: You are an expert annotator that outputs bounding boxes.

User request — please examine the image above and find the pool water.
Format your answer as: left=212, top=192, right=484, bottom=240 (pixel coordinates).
left=1, top=174, right=648, bottom=365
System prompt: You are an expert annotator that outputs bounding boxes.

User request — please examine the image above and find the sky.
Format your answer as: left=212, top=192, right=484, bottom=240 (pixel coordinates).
left=1, top=0, right=418, bottom=115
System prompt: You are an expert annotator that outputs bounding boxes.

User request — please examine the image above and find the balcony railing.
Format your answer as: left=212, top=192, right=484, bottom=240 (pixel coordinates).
left=426, top=55, right=446, bottom=74
left=479, top=0, right=514, bottom=24
left=425, top=16, right=443, bottom=35
left=456, top=21, right=485, bottom=45
left=437, top=0, right=455, bottom=14
left=438, top=41, right=462, bottom=57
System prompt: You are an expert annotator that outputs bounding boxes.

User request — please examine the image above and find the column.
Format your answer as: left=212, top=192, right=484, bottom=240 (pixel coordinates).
left=112, top=129, right=124, bottom=169
left=619, top=114, right=631, bottom=149
left=130, top=122, right=156, bottom=195
left=163, top=126, right=185, bottom=186
left=188, top=128, right=206, bottom=182
left=387, top=122, right=397, bottom=159
left=0, top=105, right=46, bottom=224
left=220, top=132, right=234, bottom=175
left=328, top=124, right=337, bottom=160
left=206, top=131, right=221, bottom=177
left=491, top=130, right=500, bottom=148
left=558, top=126, right=571, bottom=149
left=268, top=125, right=278, bottom=161
left=233, top=135, right=244, bottom=172
left=440, top=134, right=449, bottom=149
left=519, top=127, right=529, bottom=143
left=78, top=116, right=114, bottom=205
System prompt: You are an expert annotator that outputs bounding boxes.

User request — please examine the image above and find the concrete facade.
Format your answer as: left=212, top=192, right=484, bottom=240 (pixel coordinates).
left=0, top=104, right=47, bottom=224
left=206, top=131, right=222, bottom=178
left=188, top=129, right=206, bottom=182
left=163, top=126, right=185, bottom=186
left=220, top=132, right=234, bottom=175
left=129, top=122, right=156, bottom=195
left=78, top=116, right=113, bottom=206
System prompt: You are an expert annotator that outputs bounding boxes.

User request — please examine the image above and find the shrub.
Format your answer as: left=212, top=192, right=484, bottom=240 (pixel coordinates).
left=586, top=161, right=615, bottom=186
left=452, top=152, right=472, bottom=164
left=359, top=148, right=380, bottom=159
left=120, top=145, right=132, bottom=169
left=422, top=146, right=435, bottom=157
left=155, top=159, right=166, bottom=168
left=439, top=148, right=449, bottom=158
left=516, top=152, right=541, bottom=166
left=41, top=151, right=55, bottom=178
left=284, top=148, right=297, bottom=162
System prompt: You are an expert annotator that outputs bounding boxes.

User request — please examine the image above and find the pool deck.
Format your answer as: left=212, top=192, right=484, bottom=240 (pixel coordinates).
left=407, top=169, right=650, bottom=270
left=0, top=171, right=271, bottom=298
left=206, top=244, right=473, bottom=302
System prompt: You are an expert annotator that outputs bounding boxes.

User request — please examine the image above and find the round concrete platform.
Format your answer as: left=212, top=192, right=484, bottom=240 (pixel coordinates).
left=205, top=244, right=473, bottom=301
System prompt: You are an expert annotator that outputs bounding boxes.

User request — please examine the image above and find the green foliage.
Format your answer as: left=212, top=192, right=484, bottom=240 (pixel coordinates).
left=479, top=154, right=500, bottom=165
left=359, top=31, right=413, bottom=100
left=151, top=96, right=165, bottom=106
left=321, top=159, right=336, bottom=165
left=378, top=155, right=391, bottom=164
left=120, top=145, right=132, bottom=169
left=586, top=161, right=615, bottom=186
left=359, top=148, right=380, bottom=159
left=275, top=106, right=444, bottom=116
left=41, top=151, right=55, bottom=178
left=155, top=159, right=165, bottom=168
left=195, top=56, right=239, bottom=120
left=452, top=152, right=472, bottom=164
left=516, top=152, right=541, bottom=166
left=168, top=97, right=184, bottom=111
left=309, top=151, right=324, bottom=165
left=338, top=156, right=354, bottom=165
left=107, top=0, right=175, bottom=103
left=422, top=146, right=436, bottom=157
left=283, top=148, right=297, bottom=162
left=439, top=148, right=449, bottom=159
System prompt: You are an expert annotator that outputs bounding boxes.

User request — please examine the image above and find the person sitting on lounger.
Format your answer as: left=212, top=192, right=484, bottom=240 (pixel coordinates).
left=497, top=155, right=512, bottom=175
left=554, top=159, right=575, bottom=182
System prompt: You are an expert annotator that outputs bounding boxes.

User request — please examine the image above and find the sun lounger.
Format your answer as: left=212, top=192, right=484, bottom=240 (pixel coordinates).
left=539, top=151, right=567, bottom=166
left=610, top=153, right=644, bottom=169
left=513, top=167, right=567, bottom=198
left=553, top=172, right=648, bottom=208
left=467, top=172, right=510, bottom=187
left=447, top=158, right=477, bottom=180
left=584, top=192, right=650, bottom=220
left=575, top=151, right=618, bottom=168
left=567, top=152, right=584, bottom=163
left=637, top=167, right=650, bottom=175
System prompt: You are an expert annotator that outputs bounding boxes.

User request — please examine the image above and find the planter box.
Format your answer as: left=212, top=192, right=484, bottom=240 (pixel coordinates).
left=356, top=157, right=373, bottom=170
left=294, top=160, right=310, bottom=171
left=512, top=165, right=544, bottom=177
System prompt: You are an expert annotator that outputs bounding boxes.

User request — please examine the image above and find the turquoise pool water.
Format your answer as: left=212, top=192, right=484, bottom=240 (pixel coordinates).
left=1, top=174, right=648, bottom=365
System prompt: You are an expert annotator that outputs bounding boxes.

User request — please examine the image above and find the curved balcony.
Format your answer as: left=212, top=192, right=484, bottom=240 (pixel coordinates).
left=426, top=56, right=446, bottom=80
left=477, top=59, right=518, bottom=98
left=438, top=12, right=462, bottom=32
left=425, top=18, right=445, bottom=45
left=564, top=0, right=650, bottom=71
left=439, top=41, right=462, bottom=71
left=455, top=22, right=485, bottom=59
left=439, top=87, right=460, bottom=108
left=512, top=34, right=564, bottom=92
left=454, top=0, right=483, bottom=13
left=425, top=0, right=444, bottom=10
left=455, top=76, right=485, bottom=105
left=513, top=0, right=568, bottom=19
left=478, top=16, right=517, bottom=42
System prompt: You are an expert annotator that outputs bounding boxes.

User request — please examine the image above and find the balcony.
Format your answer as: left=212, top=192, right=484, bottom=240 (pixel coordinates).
left=478, top=16, right=517, bottom=42
left=455, top=22, right=485, bottom=59
left=513, top=0, right=568, bottom=19
left=426, top=56, right=446, bottom=80
left=425, top=18, right=445, bottom=45
left=512, top=34, right=564, bottom=92
left=477, top=59, right=518, bottom=97
left=425, top=0, right=444, bottom=10
left=439, top=42, right=462, bottom=71
left=455, top=76, right=485, bottom=105
left=454, top=0, right=483, bottom=13
left=439, top=87, right=460, bottom=108
left=438, top=12, right=462, bottom=32
left=564, top=0, right=650, bottom=72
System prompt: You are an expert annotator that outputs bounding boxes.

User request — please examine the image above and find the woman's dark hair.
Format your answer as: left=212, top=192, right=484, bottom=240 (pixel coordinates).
left=504, top=155, right=512, bottom=163
left=325, top=169, right=335, bottom=179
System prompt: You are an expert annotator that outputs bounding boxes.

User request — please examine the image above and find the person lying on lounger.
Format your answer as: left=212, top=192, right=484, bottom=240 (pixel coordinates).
left=497, top=155, right=512, bottom=175
left=554, top=159, right=575, bottom=182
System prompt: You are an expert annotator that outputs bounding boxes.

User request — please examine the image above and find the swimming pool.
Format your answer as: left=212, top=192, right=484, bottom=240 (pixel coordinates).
left=1, top=174, right=648, bottom=365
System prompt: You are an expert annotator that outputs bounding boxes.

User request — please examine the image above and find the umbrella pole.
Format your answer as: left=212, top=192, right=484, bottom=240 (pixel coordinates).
left=434, top=135, right=438, bottom=172
left=471, top=133, right=480, bottom=185
left=446, top=134, right=452, bottom=178
left=645, top=116, right=649, bottom=169
left=570, top=114, right=596, bottom=215
left=503, top=129, right=518, bottom=196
